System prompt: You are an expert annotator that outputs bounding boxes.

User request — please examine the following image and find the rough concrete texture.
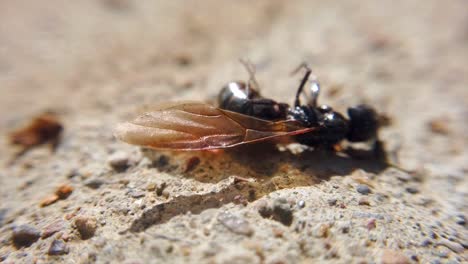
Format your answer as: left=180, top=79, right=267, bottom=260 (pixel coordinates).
left=1, top=0, right=467, bottom=263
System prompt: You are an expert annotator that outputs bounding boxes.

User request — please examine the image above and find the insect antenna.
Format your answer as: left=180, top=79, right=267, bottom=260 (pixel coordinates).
left=239, top=59, right=260, bottom=97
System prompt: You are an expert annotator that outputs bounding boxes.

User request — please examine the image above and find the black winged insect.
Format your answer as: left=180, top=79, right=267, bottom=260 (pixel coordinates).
left=115, top=61, right=379, bottom=151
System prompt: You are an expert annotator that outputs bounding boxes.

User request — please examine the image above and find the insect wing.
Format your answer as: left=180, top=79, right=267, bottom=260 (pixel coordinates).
left=114, top=102, right=313, bottom=150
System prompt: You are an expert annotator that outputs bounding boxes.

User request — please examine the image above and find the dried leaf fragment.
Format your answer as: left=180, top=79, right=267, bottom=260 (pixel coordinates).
left=9, top=112, right=63, bottom=154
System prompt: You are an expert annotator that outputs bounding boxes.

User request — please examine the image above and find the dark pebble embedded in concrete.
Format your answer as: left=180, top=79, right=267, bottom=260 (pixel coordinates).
left=327, top=198, right=338, bottom=206
left=257, top=200, right=273, bottom=218
left=405, top=187, right=419, bottom=194
left=272, top=198, right=293, bottom=226
left=152, top=155, right=169, bottom=168
left=107, top=151, right=130, bottom=171
left=421, top=239, right=432, bottom=247
left=356, top=184, right=371, bottom=195
left=84, top=179, right=105, bottom=189
left=0, top=253, right=8, bottom=262
left=12, top=224, right=41, bottom=248
left=48, top=239, right=69, bottom=255
left=454, top=214, right=465, bottom=226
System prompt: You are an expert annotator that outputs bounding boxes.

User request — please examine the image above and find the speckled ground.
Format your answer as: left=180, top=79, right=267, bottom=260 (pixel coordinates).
left=0, top=0, right=467, bottom=263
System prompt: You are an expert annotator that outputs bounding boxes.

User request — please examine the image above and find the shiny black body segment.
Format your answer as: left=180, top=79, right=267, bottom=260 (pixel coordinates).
left=217, top=62, right=379, bottom=149
left=218, top=81, right=289, bottom=120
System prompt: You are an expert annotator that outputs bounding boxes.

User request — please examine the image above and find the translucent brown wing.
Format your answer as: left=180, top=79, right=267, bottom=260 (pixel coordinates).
left=114, top=102, right=314, bottom=150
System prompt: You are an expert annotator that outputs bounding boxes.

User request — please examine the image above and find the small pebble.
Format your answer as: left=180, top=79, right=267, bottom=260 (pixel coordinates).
left=128, top=190, right=145, bottom=198
left=356, top=184, right=371, bottom=195
left=217, top=211, right=253, bottom=236
left=358, top=197, right=371, bottom=206
left=312, top=223, right=330, bottom=238
left=55, top=184, right=73, bottom=199
left=421, top=239, right=432, bottom=247
left=119, top=179, right=130, bottom=186
left=66, top=169, right=79, bottom=179
left=12, top=224, right=41, bottom=248
left=42, top=220, right=66, bottom=238
left=48, top=239, right=69, bottom=255
left=272, top=198, right=293, bottom=226
left=84, top=179, right=105, bottom=189
left=454, top=214, right=465, bottom=226
left=161, top=189, right=170, bottom=198
left=74, top=216, right=97, bottom=239
left=340, top=223, right=350, bottom=234
left=152, top=155, right=169, bottom=168
left=327, top=198, right=338, bottom=206
left=156, top=182, right=167, bottom=196
left=367, top=219, right=377, bottom=230
left=405, top=187, right=419, bottom=194
left=107, top=151, right=130, bottom=171
left=381, top=249, right=411, bottom=264
left=146, top=183, right=156, bottom=191
left=297, top=200, right=305, bottom=209
left=0, top=253, right=8, bottom=262
left=257, top=200, right=272, bottom=218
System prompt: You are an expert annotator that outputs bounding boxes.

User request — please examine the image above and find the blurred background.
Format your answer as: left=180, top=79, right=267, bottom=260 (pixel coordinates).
left=2, top=0, right=467, bottom=164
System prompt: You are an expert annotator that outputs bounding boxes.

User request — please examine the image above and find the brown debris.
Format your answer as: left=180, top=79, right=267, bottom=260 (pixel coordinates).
left=427, top=117, right=450, bottom=135
left=326, top=84, right=342, bottom=98
left=184, top=156, right=201, bottom=172
left=40, top=184, right=73, bottom=207
left=9, top=112, right=63, bottom=155
left=173, top=53, right=193, bottom=67
left=56, top=184, right=73, bottom=199
left=378, top=113, right=393, bottom=127
left=40, top=194, right=60, bottom=207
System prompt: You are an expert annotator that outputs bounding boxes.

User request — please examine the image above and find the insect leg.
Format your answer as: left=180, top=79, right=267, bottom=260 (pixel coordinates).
left=291, top=63, right=312, bottom=107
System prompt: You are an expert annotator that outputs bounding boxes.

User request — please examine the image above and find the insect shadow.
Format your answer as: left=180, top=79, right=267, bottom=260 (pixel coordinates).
left=128, top=142, right=390, bottom=233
